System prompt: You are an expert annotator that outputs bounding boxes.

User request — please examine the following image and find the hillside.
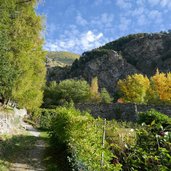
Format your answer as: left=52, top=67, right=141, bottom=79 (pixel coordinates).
left=46, top=51, right=80, bottom=67
left=47, top=31, right=171, bottom=95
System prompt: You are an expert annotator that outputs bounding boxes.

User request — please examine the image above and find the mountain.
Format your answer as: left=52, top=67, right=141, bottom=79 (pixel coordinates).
left=46, top=51, right=80, bottom=67
left=47, top=31, right=171, bottom=95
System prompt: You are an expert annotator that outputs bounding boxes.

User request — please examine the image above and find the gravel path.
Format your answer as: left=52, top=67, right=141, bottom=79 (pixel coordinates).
left=10, top=122, right=46, bottom=171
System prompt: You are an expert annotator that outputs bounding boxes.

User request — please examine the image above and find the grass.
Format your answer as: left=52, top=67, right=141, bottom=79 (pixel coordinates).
left=39, top=130, right=71, bottom=171
left=47, top=51, right=80, bottom=66
left=0, top=132, right=37, bottom=170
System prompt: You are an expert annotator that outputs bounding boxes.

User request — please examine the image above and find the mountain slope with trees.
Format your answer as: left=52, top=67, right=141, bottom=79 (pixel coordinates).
left=47, top=31, right=171, bottom=96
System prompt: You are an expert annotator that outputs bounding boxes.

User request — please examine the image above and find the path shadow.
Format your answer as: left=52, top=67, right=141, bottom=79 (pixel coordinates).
left=0, top=134, right=47, bottom=170
left=43, top=144, right=71, bottom=171
left=0, top=134, right=71, bottom=171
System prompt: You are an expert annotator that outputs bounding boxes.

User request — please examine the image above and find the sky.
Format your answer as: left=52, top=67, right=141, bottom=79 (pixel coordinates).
left=36, top=0, right=171, bottom=54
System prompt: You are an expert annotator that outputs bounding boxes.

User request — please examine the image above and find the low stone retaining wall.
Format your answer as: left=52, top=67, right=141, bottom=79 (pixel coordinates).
left=75, top=103, right=171, bottom=122
left=0, top=107, right=27, bottom=134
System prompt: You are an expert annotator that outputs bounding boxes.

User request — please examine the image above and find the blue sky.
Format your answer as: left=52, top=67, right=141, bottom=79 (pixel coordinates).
left=37, top=0, right=171, bottom=54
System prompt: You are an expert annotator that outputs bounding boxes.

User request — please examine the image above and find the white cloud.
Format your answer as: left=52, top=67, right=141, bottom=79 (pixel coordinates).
left=148, top=0, right=171, bottom=8
left=116, top=0, right=132, bottom=9
left=90, top=13, right=114, bottom=28
left=136, top=0, right=145, bottom=6
left=85, top=31, right=103, bottom=42
left=93, top=0, right=112, bottom=6
left=44, top=30, right=107, bottom=53
left=148, top=0, right=160, bottom=6
left=76, top=14, right=88, bottom=26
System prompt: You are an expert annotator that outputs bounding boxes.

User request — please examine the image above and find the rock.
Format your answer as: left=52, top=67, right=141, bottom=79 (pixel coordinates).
left=46, top=32, right=171, bottom=95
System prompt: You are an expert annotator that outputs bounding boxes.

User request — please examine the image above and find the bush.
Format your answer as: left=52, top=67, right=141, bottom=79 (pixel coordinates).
left=105, top=113, right=171, bottom=170
left=124, top=122, right=171, bottom=170
left=43, top=79, right=91, bottom=107
left=101, top=88, right=112, bottom=104
left=138, top=109, right=171, bottom=127
left=31, top=108, right=59, bottom=129
left=49, top=107, right=121, bottom=170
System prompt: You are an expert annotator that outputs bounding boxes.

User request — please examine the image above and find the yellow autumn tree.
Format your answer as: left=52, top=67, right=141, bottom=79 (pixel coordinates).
left=117, top=74, right=150, bottom=104
left=148, top=69, right=171, bottom=104
left=90, top=77, right=101, bottom=102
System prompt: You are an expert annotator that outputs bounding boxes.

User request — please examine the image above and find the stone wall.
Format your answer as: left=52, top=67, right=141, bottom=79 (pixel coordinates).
left=75, top=103, right=171, bottom=122
left=0, top=107, right=27, bottom=134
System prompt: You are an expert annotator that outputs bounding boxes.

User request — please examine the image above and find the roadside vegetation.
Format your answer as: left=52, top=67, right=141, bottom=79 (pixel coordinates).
left=0, top=0, right=171, bottom=170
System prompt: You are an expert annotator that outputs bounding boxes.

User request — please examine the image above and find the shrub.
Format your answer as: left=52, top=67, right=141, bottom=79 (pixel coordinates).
left=49, top=107, right=121, bottom=170
left=124, top=122, right=171, bottom=170
left=43, top=79, right=91, bottom=107
left=100, top=88, right=112, bottom=104
left=105, top=115, right=171, bottom=170
left=138, top=109, right=171, bottom=127
left=31, top=108, right=59, bottom=129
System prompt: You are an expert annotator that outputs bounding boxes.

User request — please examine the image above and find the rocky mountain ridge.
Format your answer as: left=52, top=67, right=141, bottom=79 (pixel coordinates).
left=47, top=31, right=171, bottom=95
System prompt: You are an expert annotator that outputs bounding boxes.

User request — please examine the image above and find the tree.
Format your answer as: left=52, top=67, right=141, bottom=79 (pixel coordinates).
left=90, top=77, right=101, bottom=102
left=43, top=79, right=91, bottom=106
left=117, top=74, right=150, bottom=104
left=0, top=0, right=46, bottom=109
left=148, top=70, right=171, bottom=104
left=100, top=88, right=112, bottom=104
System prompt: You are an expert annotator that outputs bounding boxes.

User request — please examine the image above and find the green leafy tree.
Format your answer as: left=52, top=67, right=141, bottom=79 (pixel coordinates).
left=43, top=79, right=91, bottom=107
left=0, top=0, right=46, bottom=109
left=100, top=88, right=112, bottom=104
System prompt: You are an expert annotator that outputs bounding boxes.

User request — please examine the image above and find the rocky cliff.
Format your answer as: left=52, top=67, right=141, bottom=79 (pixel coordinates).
left=47, top=32, right=171, bottom=95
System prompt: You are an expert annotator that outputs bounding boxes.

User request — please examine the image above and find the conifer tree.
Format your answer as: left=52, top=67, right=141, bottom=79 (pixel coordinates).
left=100, top=88, right=112, bottom=103
left=90, top=77, right=101, bottom=102
left=0, top=0, right=46, bottom=109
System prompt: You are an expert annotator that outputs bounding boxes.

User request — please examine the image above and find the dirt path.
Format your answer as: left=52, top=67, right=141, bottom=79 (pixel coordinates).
left=10, top=123, right=46, bottom=171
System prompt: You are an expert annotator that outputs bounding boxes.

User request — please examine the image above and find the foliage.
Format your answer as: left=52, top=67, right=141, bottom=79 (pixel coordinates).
left=90, top=77, right=101, bottom=102
left=148, top=70, right=171, bottom=104
left=138, top=109, right=171, bottom=127
left=124, top=122, right=171, bottom=170
left=31, top=108, right=59, bottom=129
left=100, top=33, right=148, bottom=52
left=0, top=0, right=46, bottom=110
left=71, top=49, right=109, bottom=71
left=43, top=79, right=91, bottom=107
left=105, top=111, right=171, bottom=170
left=49, top=107, right=121, bottom=170
left=117, top=74, right=150, bottom=104
left=118, top=70, right=171, bottom=105
left=100, top=88, right=112, bottom=104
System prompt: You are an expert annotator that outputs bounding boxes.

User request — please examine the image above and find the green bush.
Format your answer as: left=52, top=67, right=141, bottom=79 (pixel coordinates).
left=100, top=88, right=112, bottom=104
left=124, top=122, right=171, bottom=170
left=49, top=107, right=121, bottom=171
left=43, top=79, right=91, bottom=107
left=138, top=109, right=171, bottom=127
left=105, top=117, right=171, bottom=170
left=31, top=108, right=59, bottom=129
